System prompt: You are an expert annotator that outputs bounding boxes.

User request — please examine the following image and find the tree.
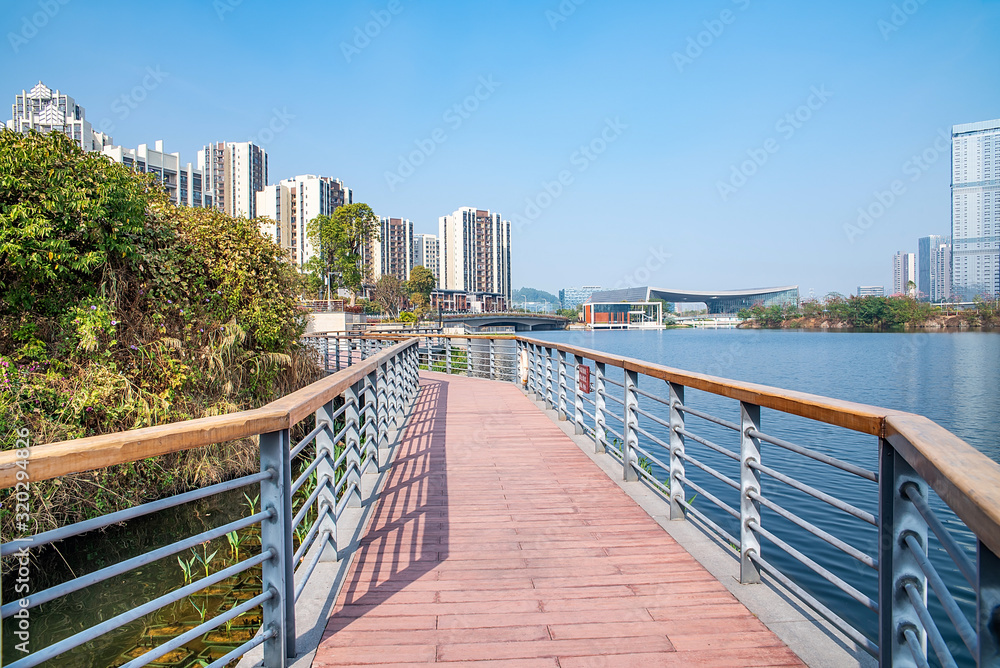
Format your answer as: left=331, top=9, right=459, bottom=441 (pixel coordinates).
left=373, top=275, right=405, bottom=317
left=306, top=203, right=380, bottom=303
left=406, top=265, right=435, bottom=309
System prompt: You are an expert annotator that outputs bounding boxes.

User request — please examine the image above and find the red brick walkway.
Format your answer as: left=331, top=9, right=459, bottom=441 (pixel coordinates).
left=313, top=371, right=804, bottom=667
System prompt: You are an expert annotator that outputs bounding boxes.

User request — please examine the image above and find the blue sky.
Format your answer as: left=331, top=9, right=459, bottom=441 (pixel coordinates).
left=3, top=0, right=999, bottom=298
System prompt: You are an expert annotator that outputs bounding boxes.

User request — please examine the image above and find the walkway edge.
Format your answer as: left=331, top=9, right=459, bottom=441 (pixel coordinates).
left=520, top=387, right=878, bottom=668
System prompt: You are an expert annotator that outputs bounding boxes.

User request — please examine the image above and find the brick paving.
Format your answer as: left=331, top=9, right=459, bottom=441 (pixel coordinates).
left=313, top=371, right=804, bottom=667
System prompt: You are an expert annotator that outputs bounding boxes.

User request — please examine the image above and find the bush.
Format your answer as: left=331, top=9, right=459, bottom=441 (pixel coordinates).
left=0, top=130, right=321, bottom=532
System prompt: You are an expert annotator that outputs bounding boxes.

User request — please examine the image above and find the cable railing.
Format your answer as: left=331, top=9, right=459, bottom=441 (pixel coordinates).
left=514, top=335, right=1000, bottom=668
left=0, top=337, right=419, bottom=668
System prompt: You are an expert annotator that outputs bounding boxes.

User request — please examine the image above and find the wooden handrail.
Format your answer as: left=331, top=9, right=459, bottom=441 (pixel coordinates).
left=516, top=334, right=1000, bottom=556
left=0, top=339, right=418, bottom=490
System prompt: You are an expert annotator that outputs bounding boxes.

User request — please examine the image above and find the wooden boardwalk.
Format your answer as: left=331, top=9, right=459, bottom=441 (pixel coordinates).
left=313, top=371, right=804, bottom=667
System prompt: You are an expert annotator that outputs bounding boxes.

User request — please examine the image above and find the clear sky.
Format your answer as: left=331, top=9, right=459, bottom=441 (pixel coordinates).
left=3, top=0, right=998, bottom=298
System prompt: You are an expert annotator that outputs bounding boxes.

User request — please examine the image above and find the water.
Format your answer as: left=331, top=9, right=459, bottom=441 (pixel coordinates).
left=529, top=328, right=999, bottom=664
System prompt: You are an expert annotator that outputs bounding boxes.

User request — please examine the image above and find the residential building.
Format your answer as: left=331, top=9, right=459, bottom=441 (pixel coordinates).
left=560, top=286, right=603, bottom=310
left=103, top=140, right=203, bottom=208
left=372, top=217, right=414, bottom=282
left=931, top=241, right=953, bottom=302
left=892, top=252, right=916, bottom=296
left=198, top=141, right=268, bottom=218
left=430, top=289, right=507, bottom=313
left=255, top=174, right=351, bottom=266
left=438, top=207, right=511, bottom=301
left=952, top=119, right=1000, bottom=300
left=857, top=286, right=885, bottom=298
left=412, top=234, right=440, bottom=286
left=7, top=81, right=113, bottom=151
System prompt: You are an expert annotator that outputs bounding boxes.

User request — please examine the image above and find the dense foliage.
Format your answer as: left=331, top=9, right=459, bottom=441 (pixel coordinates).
left=736, top=295, right=985, bottom=329
left=0, top=130, right=320, bottom=530
left=305, top=203, right=380, bottom=302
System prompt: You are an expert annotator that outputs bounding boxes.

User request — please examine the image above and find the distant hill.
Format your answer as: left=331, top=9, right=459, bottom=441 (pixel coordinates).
left=514, top=287, right=560, bottom=304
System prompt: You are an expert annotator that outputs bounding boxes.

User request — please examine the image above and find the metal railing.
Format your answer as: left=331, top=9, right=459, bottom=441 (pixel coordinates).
left=510, top=335, right=1000, bottom=668
left=414, top=335, right=518, bottom=382
left=0, top=337, right=419, bottom=668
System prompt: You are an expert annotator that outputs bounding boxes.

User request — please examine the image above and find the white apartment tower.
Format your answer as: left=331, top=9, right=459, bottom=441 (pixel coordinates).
left=931, top=241, right=953, bottom=303
left=198, top=141, right=268, bottom=218
left=892, top=251, right=917, bottom=297
left=412, top=234, right=440, bottom=286
left=7, top=81, right=113, bottom=151
left=103, top=141, right=203, bottom=208
left=255, top=175, right=351, bottom=266
left=952, top=119, right=1000, bottom=300
left=438, top=207, right=511, bottom=300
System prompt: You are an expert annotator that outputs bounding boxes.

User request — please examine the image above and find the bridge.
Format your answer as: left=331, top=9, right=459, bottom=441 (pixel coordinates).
left=439, top=312, right=569, bottom=331
left=1, top=334, right=998, bottom=667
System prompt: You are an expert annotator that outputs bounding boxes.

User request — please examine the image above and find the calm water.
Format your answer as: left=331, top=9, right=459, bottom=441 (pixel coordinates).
left=530, top=328, right=1000, bottom=664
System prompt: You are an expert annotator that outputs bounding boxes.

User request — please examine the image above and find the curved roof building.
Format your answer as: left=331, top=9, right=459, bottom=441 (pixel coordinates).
left=587, top=286, right=798, bottom=314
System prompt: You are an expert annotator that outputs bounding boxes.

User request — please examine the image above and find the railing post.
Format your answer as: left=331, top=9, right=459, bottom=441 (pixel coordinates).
left=977, top=541, right=1000, bottom=665
left=573, top=355, right=585, bottom=435
left=335, top=337, right=341, bottom=372
left=531, top=344, right=541, bottom=399
left=259, top=428, right=295, bottom=662
left=446, top=339, right=452, bottom=374
left=377, top=361, right=390, bottom=470
left=345, top=380, right=362, bottom=508
left=594, top=362, right=607, bottom=454
left=321, top=336, right=329, bottom=374
left=393, top=350, right=404, bottom=425
left=490, top=338, right=496, bottom=380
left=557, top=350, right=568, bottom=421
left=623, top=369, right=639, bottom=482
left=364, top=368, right=378, bottom=475
left=346, top=337, right=353, bottom=367
left=544, top=348, right=554, bottom=410
left=315, top=400, right=338, bottom=561
left=740, top=401, right=762, bottom=584
left=668, top=382, right=686, bottom=520
left=879, top=438, right=929, bottom=666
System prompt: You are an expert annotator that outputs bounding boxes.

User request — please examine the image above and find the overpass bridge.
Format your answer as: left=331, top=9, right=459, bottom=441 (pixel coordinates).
left=2, top=335, right=998, bottom=667
left=439, top=311, right=569, bottom=331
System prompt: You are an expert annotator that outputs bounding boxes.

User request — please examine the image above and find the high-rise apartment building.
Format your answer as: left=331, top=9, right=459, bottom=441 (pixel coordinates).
left=412, top=234, right=440, bottom=285
left=892, top=251, right=916, bottom=296
left=931, top=241, right=953, bottom=302
left=371, top=217, right=414, bottom=282
left=7, top=81, right=113, bottom=151
left=103, top=140, right=203, bottom=208
left=198, top=141, right=268, bottom=218
left=255, top=174, right=351, bottom=266
left=952, top=119, right=1000, bottom=300
left=438, top=207, right=511, bottom=301
left=560, top=286, right=603, bottom=310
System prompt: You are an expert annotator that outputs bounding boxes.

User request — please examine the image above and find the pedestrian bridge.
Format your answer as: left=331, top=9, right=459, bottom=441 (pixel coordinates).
left=1, top=335, right=998, bottom=667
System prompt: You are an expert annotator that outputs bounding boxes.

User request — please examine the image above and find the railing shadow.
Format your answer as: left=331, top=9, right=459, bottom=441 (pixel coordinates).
left=322, top=376, right=450, bottom=633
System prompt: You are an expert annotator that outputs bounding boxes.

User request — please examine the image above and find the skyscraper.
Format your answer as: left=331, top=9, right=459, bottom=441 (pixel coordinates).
left=917, top=235, right=945, bottom=301
left=951, top=119, right=1000, bottom=300
left=931, top=241, right=953, bottom=302
left=892, top=251, right=916, bottom=296
left=7, top=81, right=113, bottom=151
left=198, top=141, right=268, bottom=219
left=255, top=174, right=351, bottom=266
left=438, top=207, right=511, bottom=301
